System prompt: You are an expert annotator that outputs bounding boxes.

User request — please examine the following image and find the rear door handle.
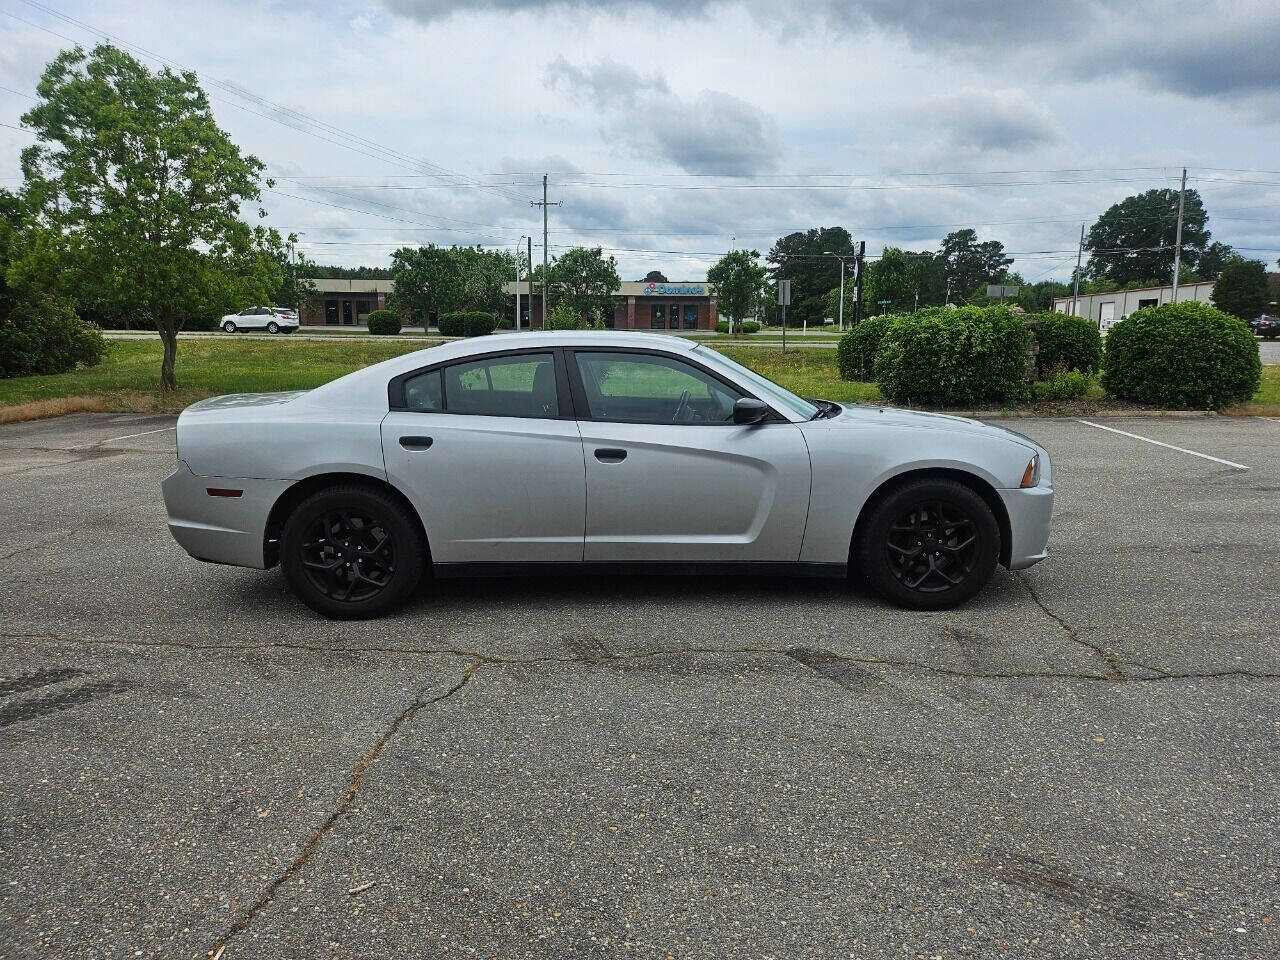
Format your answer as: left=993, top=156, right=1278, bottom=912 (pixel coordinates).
left=399, top=435, right=433, bottom=450
left=594, top=447, right=627, bottom=463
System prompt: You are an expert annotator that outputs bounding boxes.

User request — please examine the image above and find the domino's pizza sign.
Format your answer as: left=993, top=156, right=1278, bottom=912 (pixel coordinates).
left=644, top=282, right=706, bottom=296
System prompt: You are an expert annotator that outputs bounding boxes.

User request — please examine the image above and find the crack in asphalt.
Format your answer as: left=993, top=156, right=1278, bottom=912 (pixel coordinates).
left=0, top=501, right=146, bottom=563
left=3, top=630, right=1278, bottom=684
left=207, top=658, right=481, bottom=955
left=1016, top=572, right=1128, bottom=680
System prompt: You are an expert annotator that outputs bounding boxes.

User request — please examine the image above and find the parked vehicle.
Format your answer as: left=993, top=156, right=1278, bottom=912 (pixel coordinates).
left=163, top=332, right=1053, bottom=618
left=220, top=306, right=299, bottom=334
left=1255, top=315, right=1280, bottom=339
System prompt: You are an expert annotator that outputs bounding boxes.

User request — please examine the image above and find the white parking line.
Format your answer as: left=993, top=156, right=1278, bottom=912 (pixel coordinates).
left=1076, top=419, right=1249, bottom=471
left=81, top=425, right=176, bottom=447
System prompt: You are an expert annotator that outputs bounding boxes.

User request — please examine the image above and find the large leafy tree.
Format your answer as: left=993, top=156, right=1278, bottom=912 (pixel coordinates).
left=863, top=248, right=949, bottom=313
left=389, top=244, right=515, bottom=324
left=641, top=269, right=668, bottom=283
left=273, top=236, right=317, bottom=311
left=1210, top=258, right=1270, bottom=320
left=766, top=227, right=855, bottom=327
left=1195, top=241, right=1237, bottom=280
left=17, top=45, right=283, bottom=390
left=707, top=249, right=766, bottom=330
left=547, top=246, right=621, bottom=323
left=1085, top=188, right=1210, bottom=286
left=939, top=229, right=1013, bottom=302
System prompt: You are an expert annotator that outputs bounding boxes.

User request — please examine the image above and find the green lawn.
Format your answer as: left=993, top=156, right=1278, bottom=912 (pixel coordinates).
left=0, top=336, right=1275, bottom=420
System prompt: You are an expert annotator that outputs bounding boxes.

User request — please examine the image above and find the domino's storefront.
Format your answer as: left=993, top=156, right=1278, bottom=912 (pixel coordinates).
left=504, top=280, right=718, bottom=330
left=614, top=281, right=717, bottom=331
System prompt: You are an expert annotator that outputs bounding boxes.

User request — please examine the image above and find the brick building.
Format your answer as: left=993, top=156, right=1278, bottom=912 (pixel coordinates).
left=299, top=279, right=394, bottom=326
left=504, top=280, right=718, bottom=331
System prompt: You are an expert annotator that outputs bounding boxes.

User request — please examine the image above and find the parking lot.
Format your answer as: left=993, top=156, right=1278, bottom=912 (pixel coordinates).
left=1, top=412, right=1277, bottom=959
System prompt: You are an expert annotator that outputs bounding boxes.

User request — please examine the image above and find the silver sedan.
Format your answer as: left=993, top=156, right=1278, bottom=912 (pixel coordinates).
left=162, top=331, right=1053, bottom=618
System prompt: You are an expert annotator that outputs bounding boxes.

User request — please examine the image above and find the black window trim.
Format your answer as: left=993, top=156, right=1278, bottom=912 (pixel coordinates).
left=387, top=347, right=575, bottom=420
left=564, top=346, right=788, bottom=426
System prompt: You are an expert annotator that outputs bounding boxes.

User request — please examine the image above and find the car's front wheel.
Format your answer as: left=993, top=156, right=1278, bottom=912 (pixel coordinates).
left=223, top=320, right=237, bottom=333
left=267, top=321, right=280, bottom=334
left=855, top=478, right=1000, bottom=610
left=281, top=485, right=427, bottom=619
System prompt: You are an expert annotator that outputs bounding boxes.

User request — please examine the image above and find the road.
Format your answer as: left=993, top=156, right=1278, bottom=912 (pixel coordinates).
left=0, top=414, right=1277, bottom=958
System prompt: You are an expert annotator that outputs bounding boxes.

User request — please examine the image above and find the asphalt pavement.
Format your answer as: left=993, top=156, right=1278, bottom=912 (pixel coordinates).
left=0, top=413, right=1277, bottom=959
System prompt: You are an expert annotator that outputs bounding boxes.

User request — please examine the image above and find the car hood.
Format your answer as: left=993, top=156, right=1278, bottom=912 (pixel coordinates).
left=824, top=402, right=1041, bottom=452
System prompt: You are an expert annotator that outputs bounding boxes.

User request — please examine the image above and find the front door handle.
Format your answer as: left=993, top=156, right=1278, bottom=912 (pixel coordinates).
left=594, top=447, right=627, bottom=463
left=399, top=435, right=433, bottom=450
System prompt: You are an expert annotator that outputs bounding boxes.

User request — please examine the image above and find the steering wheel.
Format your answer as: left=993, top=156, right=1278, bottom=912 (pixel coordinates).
left=672, top=388, right=692, bottom=422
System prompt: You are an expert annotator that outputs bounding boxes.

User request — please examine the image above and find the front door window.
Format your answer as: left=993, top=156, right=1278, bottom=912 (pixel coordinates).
left=573, top=351, right=742, bottom=423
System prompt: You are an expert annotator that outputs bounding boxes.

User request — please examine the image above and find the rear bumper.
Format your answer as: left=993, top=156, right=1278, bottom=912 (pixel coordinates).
left=998, top=485, right=1054, bottom=570
left=161, top=460, right=291, bottom=569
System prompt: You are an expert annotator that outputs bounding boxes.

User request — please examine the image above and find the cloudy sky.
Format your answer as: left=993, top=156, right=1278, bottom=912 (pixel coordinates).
left=2, top=0, right=1280, bottom=282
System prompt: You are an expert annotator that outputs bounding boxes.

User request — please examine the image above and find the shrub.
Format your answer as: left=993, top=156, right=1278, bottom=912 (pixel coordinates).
left=545, top=302, right=586, bottom=330
left=0, top=296, right=106, bottom=377
left=1102, top=301, right=1261, bottom=408
left=365, top=309, right=401, bottom=335
left=740, top=320, right=760, bottom=333
left=1031, top=368, right=1091, bottom=402
left=874, top=306, right=1031, bottom=406
left=1032, top=312, right=1102, bottom=376
left=438, top=310, right=497, bottom=337
left=836, top=313, right=893, bottom=381
left=715, top=320, right=730, bottom=334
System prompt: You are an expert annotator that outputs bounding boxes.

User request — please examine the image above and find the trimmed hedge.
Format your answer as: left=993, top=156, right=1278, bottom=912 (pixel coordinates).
left=874, top=306, right=1031, bottom=406
left=1032, top=368, right=1090, bottom=402
left=1, top=296, right=106, bottom=378
left=366, top=309, right=401, bottom=335
left=438, top=310, right=498, bottom=337
left=1102, top=301, right=1260, bottom=408
left=715, top=320, right=730, bottom=333
left=740, top=320, right=761, bottom=333
left=836, top=313, right=892, bottom=381
left=1032, top=312, right=1102, bottom=376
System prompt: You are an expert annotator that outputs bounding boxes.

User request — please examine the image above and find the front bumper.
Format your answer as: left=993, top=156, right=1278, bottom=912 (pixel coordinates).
left=998, top=484, right=1054, bottom=570
left=161, top=460, right=291, bottom=569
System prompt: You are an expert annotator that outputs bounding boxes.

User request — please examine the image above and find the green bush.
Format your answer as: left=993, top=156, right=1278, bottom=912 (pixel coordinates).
left=1102, top=301, right=1261, bottom=408
left=1032, top=368, right=1091, bottom=402
left=438, top=310, right=497, bottom=337
left=365, top=309, right=401, bottom=335
left=0, top=296, right=106, bottom=378
left=545, top=302, right=588, bottom=330
left=874, top=306, right=1031, bottom=406
left=715, top=320, right=730, bottom=334
left=1032, top=312, right=1102, bottom=376
left=836, top=314, right=893, bottom=381
left=740, top=320, right=760, bottom=333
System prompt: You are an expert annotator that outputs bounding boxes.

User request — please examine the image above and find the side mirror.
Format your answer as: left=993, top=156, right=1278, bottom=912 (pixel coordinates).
left=732, top=397, right=769, bottom=425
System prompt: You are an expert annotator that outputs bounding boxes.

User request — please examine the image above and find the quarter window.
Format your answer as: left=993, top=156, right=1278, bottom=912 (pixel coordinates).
left=573, top=351, right=743, bottom=423
left=442, top=353, right=558, bottom=418
left=402, top=369, right=443, bottom=411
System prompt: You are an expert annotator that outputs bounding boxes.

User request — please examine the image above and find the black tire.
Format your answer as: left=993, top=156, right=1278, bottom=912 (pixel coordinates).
left=281, top=484, right=427, bottom=619
left=223, top=321, right=237, bottom=333
left=855, top=478, right=1000, bottom=610
left=267, top=321, right=280, bottom=334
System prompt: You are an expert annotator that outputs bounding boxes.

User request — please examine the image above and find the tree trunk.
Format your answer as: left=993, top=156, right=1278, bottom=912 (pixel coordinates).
left=159, top=322, right=178, bottom=392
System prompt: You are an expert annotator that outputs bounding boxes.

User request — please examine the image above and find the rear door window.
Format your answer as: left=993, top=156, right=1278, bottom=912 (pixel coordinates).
left=441, top=353, right=558, bottom=418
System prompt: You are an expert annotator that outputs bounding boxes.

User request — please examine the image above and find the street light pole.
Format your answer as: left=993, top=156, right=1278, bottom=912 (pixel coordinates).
left=514, top=236, right=525, bottom=331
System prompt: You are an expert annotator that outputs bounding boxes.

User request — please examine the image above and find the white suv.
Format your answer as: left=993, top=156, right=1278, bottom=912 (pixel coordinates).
left=220, top=306, right=300, bottom=334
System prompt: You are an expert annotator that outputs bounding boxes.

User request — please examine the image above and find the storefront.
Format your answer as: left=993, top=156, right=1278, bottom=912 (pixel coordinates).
left=503, top=280, right=717, bottom=330
left=299, top=279, right=394, bottom=326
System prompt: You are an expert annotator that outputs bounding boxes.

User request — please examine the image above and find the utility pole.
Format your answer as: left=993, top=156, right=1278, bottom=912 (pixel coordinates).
left=530, top=173, right=561, bottom=328
left=527, top=236, right=534, bottom=330
left=853, top=241, right=865, bottom=326
left=1073, top=222, right=1084, bottom=319
left=514, top=236, right=524, bottom=331
left=1171, top=166, right=1187, bottom=302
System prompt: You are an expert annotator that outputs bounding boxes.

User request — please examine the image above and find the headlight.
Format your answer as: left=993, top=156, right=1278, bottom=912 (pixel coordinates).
left=1019, top=454, right=1040, bottom=488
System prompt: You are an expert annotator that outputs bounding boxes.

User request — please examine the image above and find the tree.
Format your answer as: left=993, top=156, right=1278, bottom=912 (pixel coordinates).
left=1016, top=280, right=1071, bottom=313
left=273, top=235, right=317, bottom=311
left=862, top=248, right=949, bottom=313
left=707, top=249, right=766, bottom=331
left=766, top=227, right=855, bottom=327
left=641, top=270, right=668, bottom=283
left=1085, top=188, right=1210, bottom=286
left=1195, top=241, right=1237, bottom=280
left=940, top=229, right=1012, bottom=302
left=547, top=246, right=620, bottom=323
left=1211, top=258, right=1270, bottom=320
left=18, top=45, right=282, bottom=390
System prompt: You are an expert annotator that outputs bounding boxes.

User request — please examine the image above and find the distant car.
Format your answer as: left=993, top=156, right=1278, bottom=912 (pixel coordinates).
left=1255, top=315, right=1279, bottom=339
left=221, top=306, right=299, bottom=334
left=163, top=332, right=1054, bottom=619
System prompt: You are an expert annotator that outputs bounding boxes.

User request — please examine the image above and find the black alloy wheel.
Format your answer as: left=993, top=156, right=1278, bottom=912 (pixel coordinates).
left=281, top=485, right=427, bottom=619
left=856, top=478, right=1000, bottom=610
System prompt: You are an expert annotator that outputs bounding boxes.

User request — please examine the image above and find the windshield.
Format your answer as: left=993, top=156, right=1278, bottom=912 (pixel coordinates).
left=692, top=345, right=820, bottom=421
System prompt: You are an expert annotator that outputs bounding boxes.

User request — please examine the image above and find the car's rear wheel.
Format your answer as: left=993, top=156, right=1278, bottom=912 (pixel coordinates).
left=855, top=478, right=1000, bottom=610
left=223, top=320, right=237, bottom=333
left=267, top=321, right=280, bottom=334
left=281, top=485, right=426, bottom=619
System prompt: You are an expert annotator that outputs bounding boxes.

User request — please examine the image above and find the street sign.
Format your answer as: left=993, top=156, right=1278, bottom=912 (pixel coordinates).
left=987, top=284, right=1020, bottom=300
left=777, top=280, right=791, bottom=306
